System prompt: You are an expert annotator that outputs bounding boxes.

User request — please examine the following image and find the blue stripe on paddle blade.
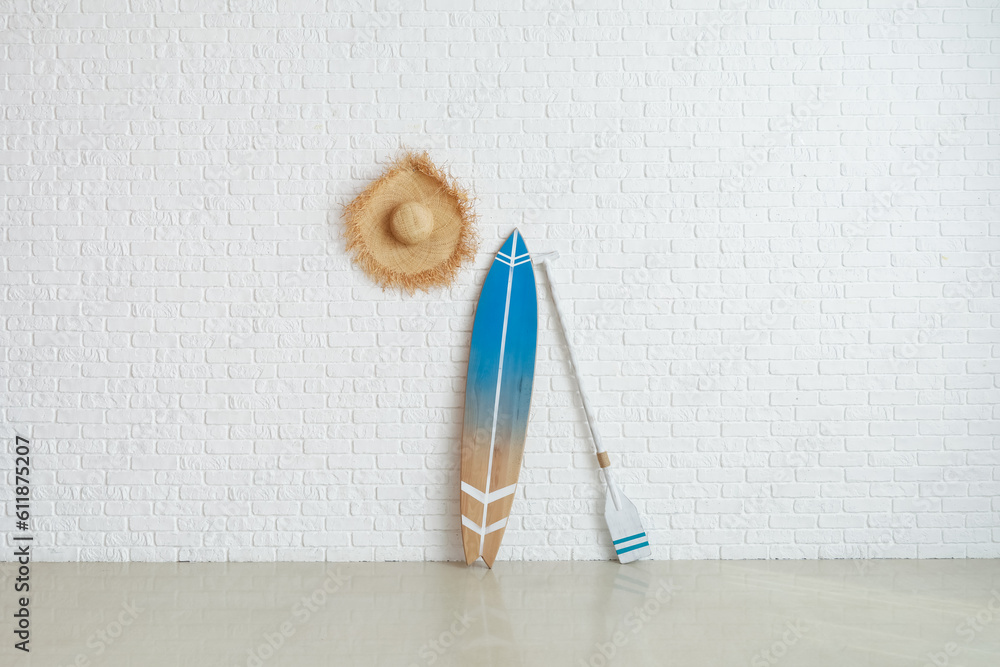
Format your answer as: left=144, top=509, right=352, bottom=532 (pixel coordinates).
left=613, top=532, right=646, bottom=545
left=616, top=542, right=650, bottom=555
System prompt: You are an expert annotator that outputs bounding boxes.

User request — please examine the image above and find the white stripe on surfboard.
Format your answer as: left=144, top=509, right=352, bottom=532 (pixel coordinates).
left=461, top=481, right=517, bottom=504
left=495, top=251, right=530, bottom=267
left=462, top=514, right=508, bottom=536
left=485, top=517, right=507, bottom=534
left=479, top=229, right=518, bottom=558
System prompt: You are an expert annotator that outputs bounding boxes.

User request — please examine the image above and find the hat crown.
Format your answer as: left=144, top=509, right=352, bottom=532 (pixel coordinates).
left=390, top=202, right=434, bottom=246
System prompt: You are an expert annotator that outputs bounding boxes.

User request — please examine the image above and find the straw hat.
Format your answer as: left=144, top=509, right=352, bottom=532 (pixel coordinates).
left=343, top=152, right=478, bottom=293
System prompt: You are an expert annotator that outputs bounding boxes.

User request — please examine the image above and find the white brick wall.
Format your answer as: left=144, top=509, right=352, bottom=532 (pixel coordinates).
left=1, top=1, right=998, bottom=562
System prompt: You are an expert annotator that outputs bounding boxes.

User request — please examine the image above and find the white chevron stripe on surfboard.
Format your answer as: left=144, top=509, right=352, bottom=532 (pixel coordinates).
left=461, top=481, right=517, bottom=505
left=462, top=515, right=508, bottom=536
left=495, top=250, right=530, bottom=267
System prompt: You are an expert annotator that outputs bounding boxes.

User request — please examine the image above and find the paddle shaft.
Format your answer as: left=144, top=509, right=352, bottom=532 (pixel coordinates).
left=538, top=256, right=623, bottom=510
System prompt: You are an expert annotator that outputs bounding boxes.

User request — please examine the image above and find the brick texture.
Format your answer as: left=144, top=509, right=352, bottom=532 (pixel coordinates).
left=1, top=1, right=998, bottom=562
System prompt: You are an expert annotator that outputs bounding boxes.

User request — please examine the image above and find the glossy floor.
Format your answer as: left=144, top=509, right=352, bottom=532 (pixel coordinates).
left=3, top=559, right=999, bottom=666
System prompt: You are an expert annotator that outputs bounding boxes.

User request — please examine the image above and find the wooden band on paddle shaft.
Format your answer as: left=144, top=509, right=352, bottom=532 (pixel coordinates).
left=597, top=452, right=611, bottom=468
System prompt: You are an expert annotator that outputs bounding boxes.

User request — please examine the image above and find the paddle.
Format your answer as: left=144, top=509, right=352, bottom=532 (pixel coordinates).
left=535, top=252, right=651, bottom=563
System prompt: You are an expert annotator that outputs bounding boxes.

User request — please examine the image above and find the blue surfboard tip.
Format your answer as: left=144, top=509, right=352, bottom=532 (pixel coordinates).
left=499, top=229, right=516, bottom=257
left=498, top=228, right=532, bottom=262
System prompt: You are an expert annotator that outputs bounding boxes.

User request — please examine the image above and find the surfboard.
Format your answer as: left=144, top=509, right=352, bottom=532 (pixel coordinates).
left=460, top=229, right=538, bottom=567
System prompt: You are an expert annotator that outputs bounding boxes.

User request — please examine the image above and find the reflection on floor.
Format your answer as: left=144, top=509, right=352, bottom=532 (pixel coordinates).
left=2, top=559, right=998, bottom=666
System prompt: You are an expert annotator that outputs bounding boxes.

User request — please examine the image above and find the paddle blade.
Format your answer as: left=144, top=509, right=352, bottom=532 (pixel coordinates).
left=604, top=491, right=651, bottom=564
